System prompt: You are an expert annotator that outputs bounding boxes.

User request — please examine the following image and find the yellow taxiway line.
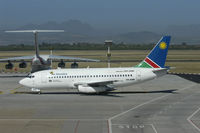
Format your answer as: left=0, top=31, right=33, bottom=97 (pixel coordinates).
left=10, top=86, right=23, bottom=94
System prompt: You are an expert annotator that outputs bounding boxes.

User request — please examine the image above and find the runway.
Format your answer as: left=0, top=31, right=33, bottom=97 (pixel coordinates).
left=0, top=74, right=199, bottom=133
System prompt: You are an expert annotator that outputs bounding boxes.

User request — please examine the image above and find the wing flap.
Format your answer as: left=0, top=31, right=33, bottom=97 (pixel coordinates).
left=74, top=80, right=118, bottom=87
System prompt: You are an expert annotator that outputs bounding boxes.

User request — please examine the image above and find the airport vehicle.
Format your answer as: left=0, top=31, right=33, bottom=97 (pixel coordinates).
left=0, top=30, right=99, bottom=73
left=19, top=36, right=171, bottom=93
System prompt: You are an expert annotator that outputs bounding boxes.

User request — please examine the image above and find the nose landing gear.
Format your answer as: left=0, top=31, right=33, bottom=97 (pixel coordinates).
left=31, top=88, right=41, bottom=94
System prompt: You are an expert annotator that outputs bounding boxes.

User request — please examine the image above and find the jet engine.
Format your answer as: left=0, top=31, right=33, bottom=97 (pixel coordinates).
left=78, top=85, right=113, bottom=93
left=5, top=61, right=13, bottom=69
left=71, top=62, right=78, bottom=68
left=58, top=60, right=65, bottom=68
left=19, top=61, right=27, bottom=68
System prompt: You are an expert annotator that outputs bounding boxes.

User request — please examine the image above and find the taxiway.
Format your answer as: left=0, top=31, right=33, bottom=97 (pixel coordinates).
left=0, top=74, right=199, bottom=133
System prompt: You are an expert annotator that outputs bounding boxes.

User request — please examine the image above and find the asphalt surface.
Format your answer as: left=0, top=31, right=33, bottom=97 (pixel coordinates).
left=169, top=73, right=200, bottom=83
left=0, top=74, right=199, bottom=133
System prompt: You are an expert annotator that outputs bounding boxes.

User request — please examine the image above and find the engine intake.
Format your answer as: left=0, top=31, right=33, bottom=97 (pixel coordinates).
left=58, top=60, right=65, bottom=68
left=19, top=61, right=27, bottom=68
left=71, top=62, right=78, bottom=68
left=5, top=61, right=13, bottom=69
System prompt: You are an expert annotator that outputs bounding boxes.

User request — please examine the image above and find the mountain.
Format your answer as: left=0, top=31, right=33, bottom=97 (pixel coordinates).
left=0, top=20, right=100, bottom=45
left=19, top=20, right=96, bottom=35
left=1, top=21, right=200, bottom=45
left=114, top=31, right=162, bottom=44
left=0, top=20, right=163, bottom=45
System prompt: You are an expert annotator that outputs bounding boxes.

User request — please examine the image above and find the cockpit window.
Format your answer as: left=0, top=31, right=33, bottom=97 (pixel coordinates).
left=28, top=75, right=35, bottom=78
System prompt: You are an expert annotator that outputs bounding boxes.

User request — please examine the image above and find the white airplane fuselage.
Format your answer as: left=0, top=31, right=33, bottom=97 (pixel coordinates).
left=20, top=67, right=167, bottom=93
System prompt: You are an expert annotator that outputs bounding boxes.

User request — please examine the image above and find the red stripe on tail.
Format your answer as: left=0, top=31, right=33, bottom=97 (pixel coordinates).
left=145, top=58, right=160, bottom=68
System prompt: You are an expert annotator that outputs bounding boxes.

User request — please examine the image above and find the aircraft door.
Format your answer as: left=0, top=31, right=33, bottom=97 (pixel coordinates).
left=41, top=72, right=47, bottom=83
left=136, top=70, right=141, bottom=81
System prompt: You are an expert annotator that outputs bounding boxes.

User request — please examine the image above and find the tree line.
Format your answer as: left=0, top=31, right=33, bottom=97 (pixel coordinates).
left=0, top=42, right=199, bottom=51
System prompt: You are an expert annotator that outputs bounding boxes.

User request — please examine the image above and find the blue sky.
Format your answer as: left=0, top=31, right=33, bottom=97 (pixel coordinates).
left=1, top=0, right=200, bottom=32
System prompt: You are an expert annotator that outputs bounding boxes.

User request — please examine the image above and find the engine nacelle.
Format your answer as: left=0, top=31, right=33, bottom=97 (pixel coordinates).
left=78, top=85, right=113, bottom=93
left=58, top=60, right=65, bottom=68
left=5, top=62, right=13, bottom=69
left=19, top=61, right=27, bottom=68
left=71, top=62, right=78, bottom=68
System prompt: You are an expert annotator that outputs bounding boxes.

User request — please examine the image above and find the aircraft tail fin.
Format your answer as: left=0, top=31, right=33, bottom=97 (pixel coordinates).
left=135, top=36, right=171, bottom=68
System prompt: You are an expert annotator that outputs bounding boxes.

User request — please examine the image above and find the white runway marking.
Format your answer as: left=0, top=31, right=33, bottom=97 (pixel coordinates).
left=150, top=124, right=158, bottom=133
left=187, top=107, right=200, bottom=132
left=108, top=84, right=196, bottom=133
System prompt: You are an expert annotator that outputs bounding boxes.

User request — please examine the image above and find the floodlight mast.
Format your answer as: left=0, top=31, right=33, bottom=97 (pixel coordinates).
left=5, top=30, right=64, bottom=57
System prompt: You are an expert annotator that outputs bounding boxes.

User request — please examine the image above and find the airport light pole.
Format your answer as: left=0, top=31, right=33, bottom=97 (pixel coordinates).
left=105, top=40, right=113, bottom=68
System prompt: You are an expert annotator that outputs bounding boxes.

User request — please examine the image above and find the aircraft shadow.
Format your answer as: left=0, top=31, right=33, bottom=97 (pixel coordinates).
left=15, top=89, right=177, bottom=97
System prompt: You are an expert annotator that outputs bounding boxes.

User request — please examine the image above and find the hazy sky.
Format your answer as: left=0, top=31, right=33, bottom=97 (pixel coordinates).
left=1, top=0, right=200, bottom=32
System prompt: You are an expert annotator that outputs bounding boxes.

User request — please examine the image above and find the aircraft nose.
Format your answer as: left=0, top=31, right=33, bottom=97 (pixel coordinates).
left=19, top=78, right=30, bottom=87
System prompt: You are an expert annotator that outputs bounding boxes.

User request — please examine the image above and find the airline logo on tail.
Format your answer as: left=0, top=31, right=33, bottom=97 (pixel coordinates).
left=135, top=36, right=171, bottom=68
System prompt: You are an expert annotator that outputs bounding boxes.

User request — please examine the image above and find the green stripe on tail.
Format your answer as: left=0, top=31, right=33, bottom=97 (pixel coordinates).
left=135, top=61, right=152, bottom=68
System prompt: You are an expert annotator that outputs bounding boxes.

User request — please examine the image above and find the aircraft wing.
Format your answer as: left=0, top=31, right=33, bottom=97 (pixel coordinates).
left=75, top=80, right=118, bottom=87
left=88, top=80, right=118, bottom=86
left=0, top=56, right=34, bottom=62
left=49, top=55, right=100, bottom=62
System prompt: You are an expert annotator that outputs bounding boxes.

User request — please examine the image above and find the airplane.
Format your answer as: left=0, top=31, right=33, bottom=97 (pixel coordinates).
left=19, top=36, right=171, bottom=93
left=0, top=30, right=99, bottom=73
